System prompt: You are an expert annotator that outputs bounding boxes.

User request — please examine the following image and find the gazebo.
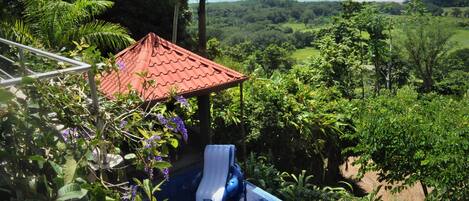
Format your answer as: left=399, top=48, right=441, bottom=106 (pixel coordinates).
left=99, top=32, right=248, bottom=147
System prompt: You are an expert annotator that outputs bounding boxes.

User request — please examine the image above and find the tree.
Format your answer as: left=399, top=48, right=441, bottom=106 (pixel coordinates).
left=452, top=7, right=462, bottom=17
left=401, top=1, right=454, bottom=92
left=315, top=0, right=366, bottom=99
left=198, top=0, right=207, bottom=55
left=259, top=44, right=293, bottom=72
left=351, top=87, right=469, bottom=199
left=464, top=9, right=469, bottom=18
left=1, top=0, right=134, bottom=52
left=355, top=5, right=390, bottom=94
left=100, top=0, right=192, bottom=47
left=301, top=10, right=316, bottom=25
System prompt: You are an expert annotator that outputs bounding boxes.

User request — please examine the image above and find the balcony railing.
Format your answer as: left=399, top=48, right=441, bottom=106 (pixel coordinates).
left=0, top=37, right=99, bottom=115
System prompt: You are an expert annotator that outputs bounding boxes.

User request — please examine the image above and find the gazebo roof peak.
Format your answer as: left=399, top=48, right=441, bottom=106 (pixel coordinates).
left=99, top=32, right=247, bottom=101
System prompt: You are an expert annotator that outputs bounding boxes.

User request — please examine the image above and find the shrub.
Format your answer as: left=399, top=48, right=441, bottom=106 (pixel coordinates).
left=351, top=87, right=469, bottom=199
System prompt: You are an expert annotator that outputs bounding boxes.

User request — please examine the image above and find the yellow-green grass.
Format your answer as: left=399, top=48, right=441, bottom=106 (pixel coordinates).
left=451, top=29, right=469, bottom=49
left=281, top=22, right=321, bottom=32
left=291, top=47, right=320, bottom=61
left=288, top=16, right=469, bottom=61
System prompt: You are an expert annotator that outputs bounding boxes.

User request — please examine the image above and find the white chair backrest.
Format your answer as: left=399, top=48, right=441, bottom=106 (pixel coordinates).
left=196, top=145, right=235, bottom=201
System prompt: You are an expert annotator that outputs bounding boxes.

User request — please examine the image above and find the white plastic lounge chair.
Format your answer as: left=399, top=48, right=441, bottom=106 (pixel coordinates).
left=196, top=145, right=235, bottom=201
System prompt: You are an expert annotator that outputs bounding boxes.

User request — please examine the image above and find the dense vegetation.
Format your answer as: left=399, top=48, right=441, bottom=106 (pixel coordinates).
left=1, top=0, right=468, bottom=200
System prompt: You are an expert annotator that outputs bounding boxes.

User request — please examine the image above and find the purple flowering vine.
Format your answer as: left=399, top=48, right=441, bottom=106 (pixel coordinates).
left=119, top=120, right=128, bottom=129
left=154, top=156, right=162, bottom=161
left=117, top=60, right=125, bottom=70
left=171, top=116, right=188, bottom=142
left=130, top=185, right=137, bottom=201
left=144, top=165, right=154, bottom=180
left=144, top=134, right=161, bottom=149
left=156, top=114, right=188, bottom=142
left=156, top=114, right=174, bottom=131
left=175, top=95, right=189, bottom=108
left=153, top=156, right=169, bottom=180
left=61, top=128, right=78, bottom=142
left=162, top=168, right=169, bottom=180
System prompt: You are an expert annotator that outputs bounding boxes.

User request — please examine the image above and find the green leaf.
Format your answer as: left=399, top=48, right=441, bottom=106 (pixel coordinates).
left=152, top=180, right=165, bottom=194
left=138, top=128, right=150, bottom=139
left=124, top=153, right=136, bottom=160
left=29, top=155, right=46, bottom=169
left=105, top=196, right=116, bottom=201
left=169, top=138, right=179, bottom=148
left=0, top=89, right=14, bottom=103
left=421, top=159, right=430, bottom=166
left=57, top=141, right=67, bottom=151
left=63, top=156, right=77, bottom=184
left=20, top=76, right=36, bottom=85
left=56, top=183, right=88, bottom=201
left=49, top=161, right=63, bottom=176
left=154, top=161, right=171, bottom=169
left=142, top=179, right=152, bottom=199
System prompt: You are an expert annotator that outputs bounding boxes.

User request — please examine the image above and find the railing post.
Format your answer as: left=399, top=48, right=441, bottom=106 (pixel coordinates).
left=87, top=69, right=107, bottom=166
left=18, top=48, right=26, bottom=75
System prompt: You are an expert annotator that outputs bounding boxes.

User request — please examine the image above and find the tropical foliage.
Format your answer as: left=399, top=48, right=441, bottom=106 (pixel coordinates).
left=0, top=0, right=134, bottom=51
left=350, top=87, right=469, bottom=199
left=1, top=0, right=469, bottom=200
left=0, top=44, right=190, bottom=200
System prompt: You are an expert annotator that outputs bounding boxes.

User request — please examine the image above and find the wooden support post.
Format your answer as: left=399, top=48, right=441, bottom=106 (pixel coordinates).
left=240, top=83, right=247, bottom=164
left=172, top=1, right=180, bottom=44
left=197, top=94, right=211, bottom=147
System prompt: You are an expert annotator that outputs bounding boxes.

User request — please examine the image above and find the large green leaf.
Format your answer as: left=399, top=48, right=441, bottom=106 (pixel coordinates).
left=63, top=156, right=77, bottom=184
left=49, top=161, right=63, bottom=176
left=154, top=161, right=171, bottom=169
left=56, top=183, right=88, bottom=201
left=169, top=138, right=179, bottom=148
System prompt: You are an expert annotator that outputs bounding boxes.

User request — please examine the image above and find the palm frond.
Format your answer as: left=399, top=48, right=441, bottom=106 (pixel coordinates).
left=73, top=0, right=114, bottom=17
left=76, top=21, right=135, bottom=51
left=0, top=20, right=37, bottom=45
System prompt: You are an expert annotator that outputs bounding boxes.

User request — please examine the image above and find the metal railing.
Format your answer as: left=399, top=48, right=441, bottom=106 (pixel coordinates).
left=0, top=37, right=100, bottom=117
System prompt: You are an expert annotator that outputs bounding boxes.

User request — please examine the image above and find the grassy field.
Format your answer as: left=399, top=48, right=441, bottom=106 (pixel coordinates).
left=451, top=29, right=469, bottom=49
left=291, top=47, right=320, bottom=61
left=282, top=22, right=322, bottom=32
left=289, top=16, right=469, bottom=61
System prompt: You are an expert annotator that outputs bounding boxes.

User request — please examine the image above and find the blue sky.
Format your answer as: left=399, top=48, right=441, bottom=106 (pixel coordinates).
left=188, top=0, right=405, bottom=3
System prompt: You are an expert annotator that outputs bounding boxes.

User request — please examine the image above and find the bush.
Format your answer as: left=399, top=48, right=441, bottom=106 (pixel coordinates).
left=351, top=87, right=469, bottom=199
left=211, top=68, right=354, bottom=184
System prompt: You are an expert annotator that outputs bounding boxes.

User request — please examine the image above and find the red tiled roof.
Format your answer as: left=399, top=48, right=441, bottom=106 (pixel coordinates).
left=99, top=33, right=247, bottom=101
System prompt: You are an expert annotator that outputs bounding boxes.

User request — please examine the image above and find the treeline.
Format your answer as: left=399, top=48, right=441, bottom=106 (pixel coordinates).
left=197, top=0, right=341, bottom=48
left=193, top=0, right=465, bottom=54
left=424, top=0, right=469, bottom=7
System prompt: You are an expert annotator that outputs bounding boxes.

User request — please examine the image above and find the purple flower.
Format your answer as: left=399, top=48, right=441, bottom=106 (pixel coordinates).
left=144, top=134, right=161, bottom=149
left=154, top=156, right=162, bottom=161
left=61, top=129, right=70, bottom=141
left=119, top=120, right=128, bottom=129
left=171, top=116, right=188, bottom=142
left=130, top=185, right=137, bottom=201
left=61, top=128, right=78, bottom=142
left=117, top=60, right=125, bottom=70
left=144, top=165, right=153, bottom=180
left=156, top=114, right=168, bottom=126
left=175, top=95, right=189, bottom=107
left=162, top=168, right=169, bottom=180
left=157, top=114, right=175, bottom=131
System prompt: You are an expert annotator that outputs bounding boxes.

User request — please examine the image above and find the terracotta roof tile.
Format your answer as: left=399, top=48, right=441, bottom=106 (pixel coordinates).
left=99, top=33, right=248, bottom=101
